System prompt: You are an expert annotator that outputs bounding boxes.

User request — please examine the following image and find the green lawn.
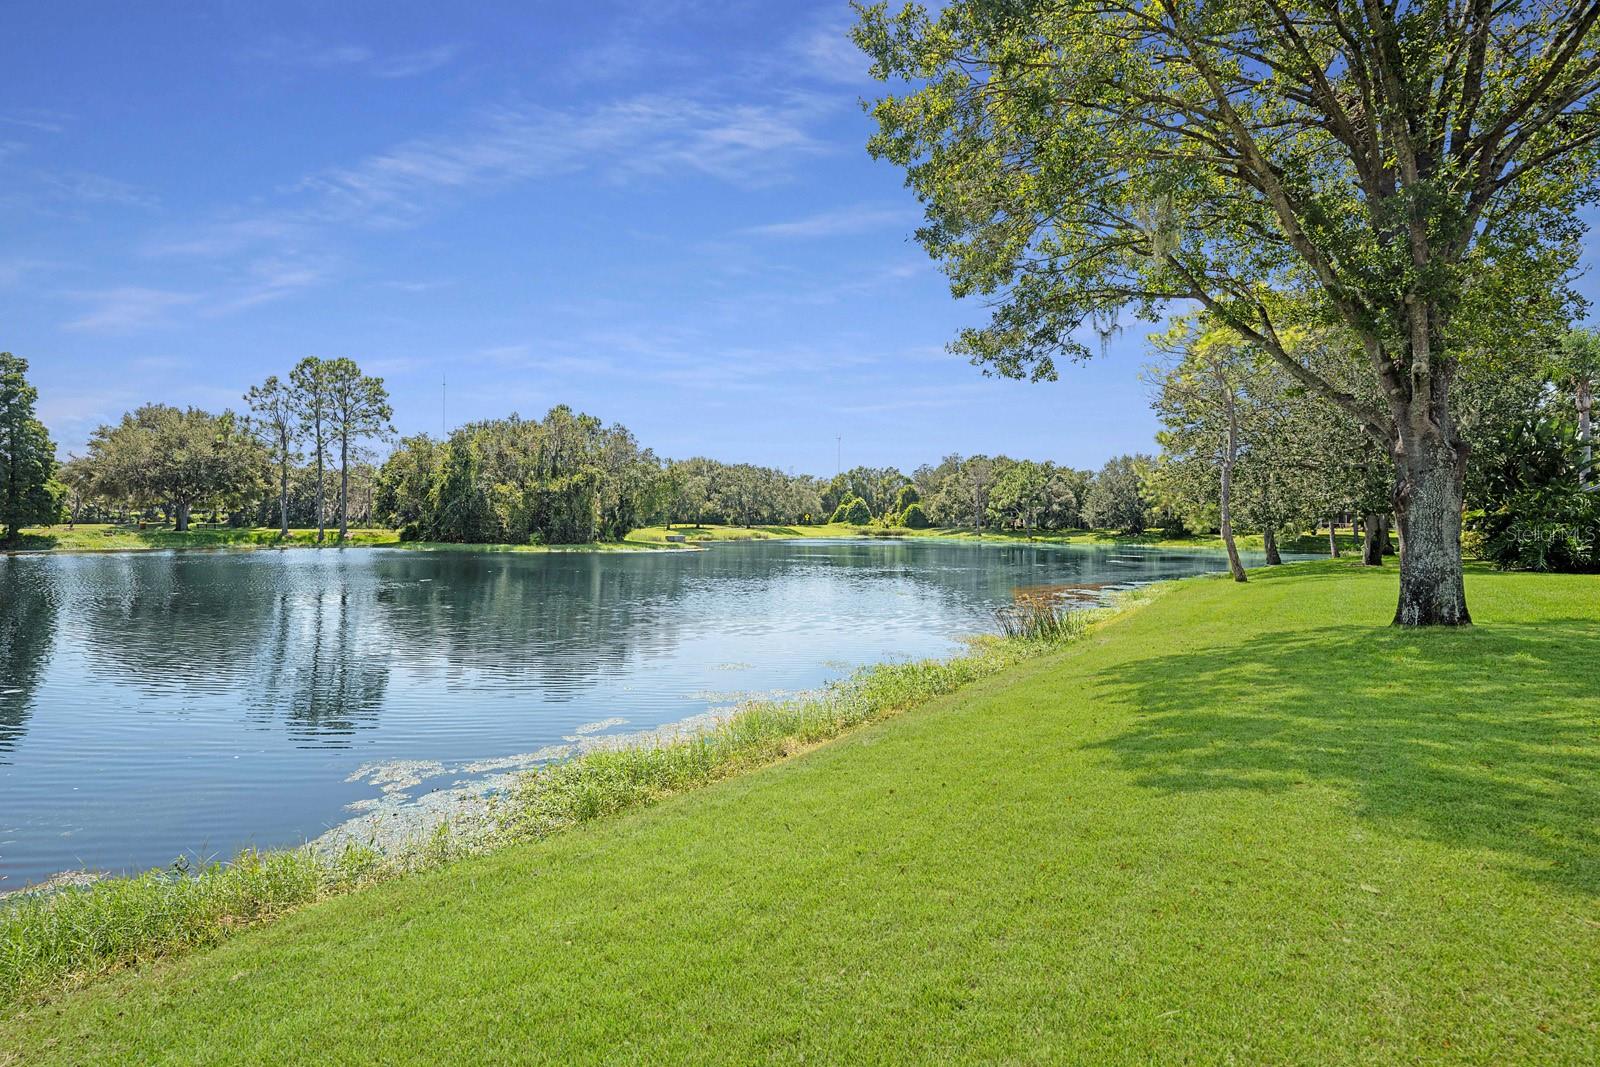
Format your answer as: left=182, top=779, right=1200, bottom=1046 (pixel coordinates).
left=3, top=561, right=1595, bottom=1063
left=14, top=521, right=1356, bottom=558
left=895, top=524, right=1359, bottom=554
left=628, top=522, right=875, bottom=542
left=6, top=524, right=687, bottom=554
left=7, top=523, right=403, bottom=552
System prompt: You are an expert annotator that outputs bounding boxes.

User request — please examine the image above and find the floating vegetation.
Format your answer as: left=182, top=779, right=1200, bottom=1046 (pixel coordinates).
left=569, top=717, right=629, bottom=736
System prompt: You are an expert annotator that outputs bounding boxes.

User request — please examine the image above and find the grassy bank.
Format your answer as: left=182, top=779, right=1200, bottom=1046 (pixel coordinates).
left=14, top=520, right=1358, bottom=557
left=6, top=524, right=690, bottom=555
left=627, top=522, right=874, bottom=542
left=3, top=561, right=1596, bottom=1063
left=626, top=522, right=1357, bottom=554
left=0, top=624, right=1070, bottom=1011
left=894, top=523, right=1359, bottom=554
left=7, top=523, right=402, bottom=552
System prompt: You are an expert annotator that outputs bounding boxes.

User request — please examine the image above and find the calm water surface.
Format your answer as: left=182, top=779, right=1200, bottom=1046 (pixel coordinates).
left=0, top=539, right=1273, bottom=886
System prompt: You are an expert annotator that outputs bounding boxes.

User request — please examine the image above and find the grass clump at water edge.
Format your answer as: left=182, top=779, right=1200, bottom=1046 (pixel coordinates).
left=0, top=613, right=1096, bottom=1010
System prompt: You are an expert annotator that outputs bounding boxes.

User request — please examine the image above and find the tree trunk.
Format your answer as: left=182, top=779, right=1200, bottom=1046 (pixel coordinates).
left=1361, top=513, right=1384, bottom=566
left=1219, top=478, right=1246, bottom=582
left=1262, top=526, right=1282, bottom=565
left=1219, top=399, right=1246, bottom=583
left=1391, top=436, right=1470, bottom=626
left=278, top=440, right=290, bottom=538
left=175, top=502, right=190, bottom=533
left=314, top=434, right=325, bottom=544
left=1578, top=376, right=1593, bottom=488
left=339, top=429, right=350, bottom=542
left=1327, top=519, right=1339, bottom=558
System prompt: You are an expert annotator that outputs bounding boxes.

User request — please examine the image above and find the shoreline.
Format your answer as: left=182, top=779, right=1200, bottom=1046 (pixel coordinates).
left=7, top=520, right=1354, bottom=559
left=0, top=597, right=1111, bottom=1006
left=0, top=570, right=1168, bottom=906
left=8, top=562, right=1591, bottom=1061
left=1, top=530, right=702, bottom=558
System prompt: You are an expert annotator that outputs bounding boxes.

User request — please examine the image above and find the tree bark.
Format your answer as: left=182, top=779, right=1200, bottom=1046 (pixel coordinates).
left=1262, top=525, right=1282, bottom=566
left=314, top=433, right=325, bottom=543
left=1361, top=513, right=1384, bottom=566
left=1578, top=376, right=1593, bottom=488
left=278, top=432, right=290, bottom=538
left=1327, top=519, right=1339, bottom=558
left=1219, top=395, right=1246, bottom=582
left=1391, top=435, right=1470, bottom=626
left=175, top=501, right=190, bottom=533
left=338, top=428, right=350, bottom=541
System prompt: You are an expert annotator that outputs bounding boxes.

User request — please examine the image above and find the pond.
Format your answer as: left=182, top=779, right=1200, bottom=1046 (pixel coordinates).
left=0, top=538, right=1280, bottom=888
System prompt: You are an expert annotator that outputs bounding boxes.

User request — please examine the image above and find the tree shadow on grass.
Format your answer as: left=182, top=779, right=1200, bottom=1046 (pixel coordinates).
left=3, top=532, right=60, bottom=551
left=1087, top=620, right=1600, bottom=895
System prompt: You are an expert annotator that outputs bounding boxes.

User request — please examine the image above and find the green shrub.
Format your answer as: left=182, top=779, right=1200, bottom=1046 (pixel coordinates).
left=1468, top=416, right=1599, bottom=573
left=901, top=502, right=930, bottom=529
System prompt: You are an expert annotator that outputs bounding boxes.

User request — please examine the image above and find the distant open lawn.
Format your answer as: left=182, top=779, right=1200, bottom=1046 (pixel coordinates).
left=3, top=561, right=1595, bottom=1063
left=629, top=521, right=876, bottom=542
left=8, top=523, right=689, bottom=554
left=7, top=523, right=403, bottom=552
left=14, top=521, right=1357, bottom=557
left=626, top=522, right=1358, bottom=554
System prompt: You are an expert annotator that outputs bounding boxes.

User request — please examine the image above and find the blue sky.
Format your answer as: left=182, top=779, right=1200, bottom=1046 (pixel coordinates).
left=6, top=3, right=1595, bottom=475
left=1, top=0, right=1162, bottom=475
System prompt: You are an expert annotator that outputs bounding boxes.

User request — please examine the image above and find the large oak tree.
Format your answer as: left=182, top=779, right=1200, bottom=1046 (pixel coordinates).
left=855, top=0, right=1600, bottom=624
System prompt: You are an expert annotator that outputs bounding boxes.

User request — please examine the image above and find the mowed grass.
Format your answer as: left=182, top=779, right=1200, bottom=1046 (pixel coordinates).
left=19, top=521, right=1357, bottom=558
left=4, top=562, right=1598, bottom=1063
left=8, top=524, right=688, bottom=554
left=628, top=522, right=873, bottom=542
left=9, top=523, right=402, bottom=552
left=897, top=523, right=1360, bottom=554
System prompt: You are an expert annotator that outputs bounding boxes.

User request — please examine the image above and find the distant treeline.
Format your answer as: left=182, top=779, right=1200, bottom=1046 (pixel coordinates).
left=19, top=326, right=1589, bottom=567
left=36, top=350, right=1164, bottom=544
left=374, top=414, right=1142, bottom=543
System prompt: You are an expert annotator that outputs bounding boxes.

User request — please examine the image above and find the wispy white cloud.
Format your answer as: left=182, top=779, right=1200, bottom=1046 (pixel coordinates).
left=204, top=257, right=331, bottom=315
left=786, top=11, right=873, bottom=86
left=62, top=255, right=327, bottom=331
left=245, top=38, right=461, bottom=78
left=147, top=218, right=310, bottom=258
left=64, top=287, right=199, bottom=332
left=376, top=279, right=452, bottom=294
left=0, top=259, right=32, bottom=287
left=40, top=171, right=157, bottom=209
left=0, top=109, right=70, bottom=134
left=739, top=204, right=915, bottom=239
left=370, top=46, right=461, bottom=78
left=296, top=92, right=832, bottom=227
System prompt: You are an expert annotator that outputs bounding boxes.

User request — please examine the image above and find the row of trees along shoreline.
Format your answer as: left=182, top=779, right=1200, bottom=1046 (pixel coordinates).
left=3, top=326, right=1592, bottom=575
